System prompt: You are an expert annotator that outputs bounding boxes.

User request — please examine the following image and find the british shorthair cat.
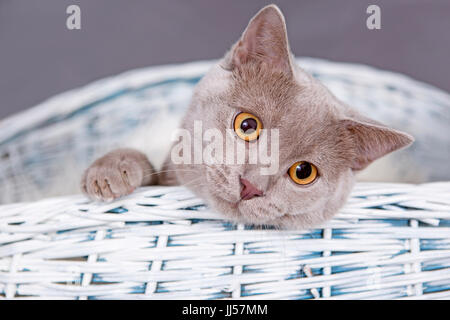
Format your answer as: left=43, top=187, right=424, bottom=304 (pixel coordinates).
left=81, top=5, right=413, bottom=228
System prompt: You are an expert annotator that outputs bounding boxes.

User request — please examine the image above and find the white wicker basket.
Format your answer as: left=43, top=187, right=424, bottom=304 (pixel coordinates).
left=1, top=182, right=450, bottom=299
left=0, top=58, right=449, bottom=299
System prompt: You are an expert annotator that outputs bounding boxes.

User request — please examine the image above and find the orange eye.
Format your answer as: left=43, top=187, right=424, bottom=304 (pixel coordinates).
left=233, top=112, right=262, bottom=141
left=288, top=161, right=318, bottom=185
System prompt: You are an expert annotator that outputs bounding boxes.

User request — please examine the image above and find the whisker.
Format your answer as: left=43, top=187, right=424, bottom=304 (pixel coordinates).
left=179, top=177, right=208, bottom=189
left=141, top=168, right=198, bottom=179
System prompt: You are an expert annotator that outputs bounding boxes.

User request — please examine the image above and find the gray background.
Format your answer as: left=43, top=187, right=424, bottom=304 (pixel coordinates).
left=1, top=0, right=449, bottom=120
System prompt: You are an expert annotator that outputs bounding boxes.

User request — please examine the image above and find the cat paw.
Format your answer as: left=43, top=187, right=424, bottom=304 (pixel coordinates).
left=81, top=149, right=154, bottom=201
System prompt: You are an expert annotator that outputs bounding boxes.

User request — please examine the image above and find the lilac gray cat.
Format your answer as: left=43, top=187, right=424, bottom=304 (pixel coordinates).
left=81, top=5, right=413, bottom=229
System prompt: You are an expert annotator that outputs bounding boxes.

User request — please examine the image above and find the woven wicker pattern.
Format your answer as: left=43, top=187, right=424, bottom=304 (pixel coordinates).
left=1, top=182, right=449, bottom=300
left=1, top=58, right=449, bottom=203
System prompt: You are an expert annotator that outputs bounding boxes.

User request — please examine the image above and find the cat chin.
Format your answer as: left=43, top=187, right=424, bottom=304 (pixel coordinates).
left=203, top=179, right=354, bottom=229
left=205, top=191, right=298, bottom=228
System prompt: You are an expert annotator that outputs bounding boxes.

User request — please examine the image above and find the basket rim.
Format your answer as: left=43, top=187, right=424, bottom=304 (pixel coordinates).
left=0, top=57, right=449, bottom=145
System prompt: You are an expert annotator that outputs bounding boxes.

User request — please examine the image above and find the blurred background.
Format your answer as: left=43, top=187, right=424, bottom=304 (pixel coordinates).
left=0, top=0, right=449, bottom=119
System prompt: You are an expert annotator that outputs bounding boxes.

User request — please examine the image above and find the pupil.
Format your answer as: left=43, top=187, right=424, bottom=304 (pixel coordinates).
left=240, top=118, right=257, bottom=133
left=296, top=162, right=312, bottom=179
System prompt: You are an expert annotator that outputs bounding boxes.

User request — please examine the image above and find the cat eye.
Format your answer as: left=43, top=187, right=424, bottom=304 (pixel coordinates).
left=288, top=161, right=318, bottom=185
left=233, top=112, right=262, bottom=141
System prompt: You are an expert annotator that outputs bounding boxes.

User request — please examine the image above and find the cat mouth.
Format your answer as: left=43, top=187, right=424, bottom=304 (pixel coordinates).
left=208, top=189, right=288, bottom=226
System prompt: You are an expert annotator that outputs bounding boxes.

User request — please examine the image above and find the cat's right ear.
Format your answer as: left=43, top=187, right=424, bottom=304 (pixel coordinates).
left=222, top=4, right=293, bottom=76
left=340, top=118, right=414, bottom=171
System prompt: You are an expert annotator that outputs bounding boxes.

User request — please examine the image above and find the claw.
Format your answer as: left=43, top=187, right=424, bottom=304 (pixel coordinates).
left=93, top=180, right=101, bottom=195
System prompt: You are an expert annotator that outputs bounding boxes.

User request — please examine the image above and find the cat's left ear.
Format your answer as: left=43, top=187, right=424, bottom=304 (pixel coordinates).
left=340, top=118, right=414, bottom=170
left=224, top=4, right=293, bottom=76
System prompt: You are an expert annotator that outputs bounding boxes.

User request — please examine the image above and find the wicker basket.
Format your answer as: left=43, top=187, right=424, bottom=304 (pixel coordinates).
left=0, top=58, right=449, bottom=299
left=1, top=182, right=450, bottom=299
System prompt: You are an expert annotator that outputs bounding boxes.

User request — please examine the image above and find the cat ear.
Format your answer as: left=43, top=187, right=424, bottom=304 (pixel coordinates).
left=340, top=118, right=414, bottom=170
left=225, top=4, right=293, bottom=75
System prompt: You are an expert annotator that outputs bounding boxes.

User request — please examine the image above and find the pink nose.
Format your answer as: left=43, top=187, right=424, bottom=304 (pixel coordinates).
left=240, top=178, right=263, bottom=200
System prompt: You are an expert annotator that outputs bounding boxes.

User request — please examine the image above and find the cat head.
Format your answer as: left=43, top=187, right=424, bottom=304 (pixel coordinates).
left=174, top=4, right=413, bottom=228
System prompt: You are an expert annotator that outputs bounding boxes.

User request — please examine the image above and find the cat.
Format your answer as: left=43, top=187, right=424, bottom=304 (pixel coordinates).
left=81, top=4, right=413, bottom=229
